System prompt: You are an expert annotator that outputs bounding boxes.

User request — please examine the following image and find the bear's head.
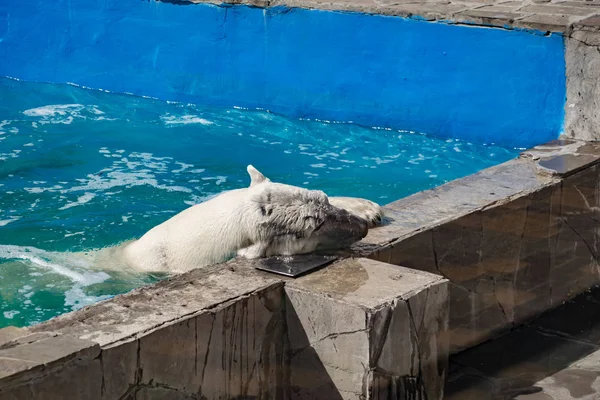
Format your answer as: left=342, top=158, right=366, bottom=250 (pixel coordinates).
left=241, top=165, right=368, bottom=258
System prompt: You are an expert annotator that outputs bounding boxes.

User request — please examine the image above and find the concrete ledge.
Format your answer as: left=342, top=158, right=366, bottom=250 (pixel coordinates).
left=286, top=258, right=448, bottom=399
left=0, top=258, right=449, bottom=399
left=167, top=0, right=600, bottom=34
left=29, top=260, right=284, bottom=347
left=1, top=261, right=287, bottom=399
left=363, top=139, right=600, bottom=353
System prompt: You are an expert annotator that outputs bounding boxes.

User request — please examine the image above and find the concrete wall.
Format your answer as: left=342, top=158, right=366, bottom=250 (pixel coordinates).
left=364, top=139, right=600, bottom=353
left=564, top=19, right=600, bottom=142
left=0, top=0, right=565, bottom=147
left=0, top=259, right=449, bottom=400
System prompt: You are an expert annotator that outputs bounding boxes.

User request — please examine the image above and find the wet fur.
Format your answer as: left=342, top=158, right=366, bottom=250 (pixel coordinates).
left=120, top=166, right=383, bottom=274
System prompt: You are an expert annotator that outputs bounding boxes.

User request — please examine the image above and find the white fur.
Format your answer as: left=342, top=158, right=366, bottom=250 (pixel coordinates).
left=118, top=166, right=383, bottom=274
left=328, top=196, right=384, bottom=228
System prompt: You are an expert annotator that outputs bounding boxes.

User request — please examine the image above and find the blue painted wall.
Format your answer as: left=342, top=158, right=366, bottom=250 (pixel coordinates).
left=0, top=0, right=565, bottom=147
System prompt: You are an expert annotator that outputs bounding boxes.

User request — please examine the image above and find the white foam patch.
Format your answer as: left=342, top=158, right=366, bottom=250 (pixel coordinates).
left=64, top=287, right=112, bottom=310
left=0, top=216, right=21, bottom=226
left=0, top=244, right=113, bottom=311
left=22, top=104, right=107, bottom=125
left=64, top=231, right=84, bottom=238
left=0, top=245, right=107, bottom=283
left=161, top=114, right=214, bottom=126
left=24, top=151, right=193, bottom=195
left=59, top=192, right=96, bottom=210
left=3, top=311, right=20, bottom=319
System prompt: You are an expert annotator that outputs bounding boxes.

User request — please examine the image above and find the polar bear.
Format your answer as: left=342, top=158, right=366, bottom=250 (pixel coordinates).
left=118, top=165, right=383, bottom=274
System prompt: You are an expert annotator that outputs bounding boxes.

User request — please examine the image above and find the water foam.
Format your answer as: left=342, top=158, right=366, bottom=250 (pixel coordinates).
left=0, top=244, right=114, bottom=313
left=0, top=245, right=109, bottom=284
left=22, top=104, right=107, bottom=125
left=160, top=114, right=214, bottom=126
left=59, top=192, right=96, bottom=210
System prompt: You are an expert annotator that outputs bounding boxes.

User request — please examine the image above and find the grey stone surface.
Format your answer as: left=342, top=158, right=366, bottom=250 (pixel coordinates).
left=30, top=259, right=284, bottom=347
left=0, top=257, right=450, bottom=399
left=28, top=359, right=103, bottom=400
left=120, top=282, right=287, bottom=399
left=564, top=29, right=600, bottom=142
left=162, top=0, right=600, bottom=33
left=100, top=339, right=138, bottom=400
left=285, top=258, right=448, bottom=400
left=356, top=158, right=554, bottom=257
left=364, top=140, right=600, bottom=353
left=0, top=260, right=288, bottom=399
left=0, top=327, right=28, bottom=348
left=0, top=333, right=100, bottom=398
left=446, top=286, right=600, bottom=400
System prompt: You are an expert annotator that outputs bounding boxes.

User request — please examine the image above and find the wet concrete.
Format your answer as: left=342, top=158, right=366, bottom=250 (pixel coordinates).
left=445, top=285, right=600, bottom=400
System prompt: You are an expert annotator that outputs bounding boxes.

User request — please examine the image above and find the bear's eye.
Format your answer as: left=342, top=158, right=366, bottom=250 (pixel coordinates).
left=312, top=220, right=325, bottom=233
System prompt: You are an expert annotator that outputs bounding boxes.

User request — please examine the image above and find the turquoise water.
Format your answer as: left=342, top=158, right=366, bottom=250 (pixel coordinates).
left=0, top=77, right=520, bottom=328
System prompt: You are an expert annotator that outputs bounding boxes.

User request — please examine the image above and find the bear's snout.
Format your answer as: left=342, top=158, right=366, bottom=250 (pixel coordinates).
left=312, top=206, right=368, bottom=251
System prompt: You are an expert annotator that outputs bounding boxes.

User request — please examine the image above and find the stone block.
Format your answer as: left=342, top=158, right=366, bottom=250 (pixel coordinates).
left=28, top=359, right=103, bottom=400
left=100, top=339, right=138, bottom=400
left=0, top=334, right=99, bottom=367
left=565, top=30, right=600, bottom=141
left=198, top=285, right=287, bottom=399
left=2, top=261, right=288, bottom=399
left=30, top=260, right=285, bottom=347
left=455, top=8, right=529, bottom=26
left=285, top=258, right=448, bottom=400
left=136, top=283, right=287, bottom=399
left=385, top=230, right=438, bottom=275
left=369, top=146, right=600, bottom=352
left=139, top=317, right=197, bottom=392
left=0, top=327, right=28, bottom=349
left=514, top=13, right=573, bottom=32
left=0, top=333, right=100, bottom=393
left=524, top=4, right=596, bottom=15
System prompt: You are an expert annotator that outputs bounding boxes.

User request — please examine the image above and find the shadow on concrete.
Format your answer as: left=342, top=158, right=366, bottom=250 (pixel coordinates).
left=445, top=286, right=600, bottom=400
left=284, top=296, right=345, bottom=400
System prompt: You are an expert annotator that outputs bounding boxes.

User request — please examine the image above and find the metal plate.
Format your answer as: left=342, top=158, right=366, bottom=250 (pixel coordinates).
left=255, top=254, right=338, bottom=277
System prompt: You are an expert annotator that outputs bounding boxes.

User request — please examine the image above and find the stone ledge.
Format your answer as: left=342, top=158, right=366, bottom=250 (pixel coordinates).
left=0, top=333, right=100, bottom=391
left=158, top=0, right=600, bottom=34
left=363, top=139, right=600, bottom=353
left=0, top=258, right=450, bottom=399
left=1, top=259, right=289, bottom=399
left=357, top=139, right=599, bottom=254
left=29, top=259, right=285, bottom=347
left=286, top=258, right=448, bottom=400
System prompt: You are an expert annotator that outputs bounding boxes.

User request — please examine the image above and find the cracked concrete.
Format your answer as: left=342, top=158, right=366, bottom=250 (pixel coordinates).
left=565, top=27, right=600, bottom=142
left=366, top=139, right=600, bottom=353
left=0, top=258, right=449, bottom=400
left=0, top=262, right=289, bottom=399
left=285, top=258, right=448, bottom=399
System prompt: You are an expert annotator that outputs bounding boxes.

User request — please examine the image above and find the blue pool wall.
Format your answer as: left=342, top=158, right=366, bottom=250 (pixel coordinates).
left=0, top=0, right=565, bottom=148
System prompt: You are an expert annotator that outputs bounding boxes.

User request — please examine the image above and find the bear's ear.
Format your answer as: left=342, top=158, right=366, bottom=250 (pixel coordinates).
left=247, top=165, right=270, bottom=187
